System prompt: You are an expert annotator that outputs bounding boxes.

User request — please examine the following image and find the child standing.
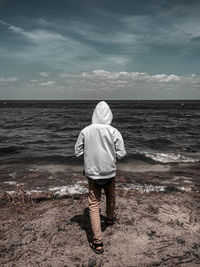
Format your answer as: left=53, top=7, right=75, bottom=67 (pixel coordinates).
left=75, top=101, right=126, bottom=253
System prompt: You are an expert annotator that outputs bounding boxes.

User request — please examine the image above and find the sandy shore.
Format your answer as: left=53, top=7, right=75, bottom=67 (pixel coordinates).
left=0, top=160, right=200, bottom=266
left=0, top=186, right=199, bottom=266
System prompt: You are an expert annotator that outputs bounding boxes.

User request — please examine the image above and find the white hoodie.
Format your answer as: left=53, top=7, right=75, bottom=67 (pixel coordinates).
left=75, top=101, right=126, bottom=179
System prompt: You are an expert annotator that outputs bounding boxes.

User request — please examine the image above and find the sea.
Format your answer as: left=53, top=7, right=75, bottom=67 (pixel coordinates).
left=0, top=100, right=200, bottom=167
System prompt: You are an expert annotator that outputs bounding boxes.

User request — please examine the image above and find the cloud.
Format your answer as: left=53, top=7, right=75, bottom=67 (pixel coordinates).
left=39, top=81, right=56, bottom=86
left=191, top=36, right=200, bottom=42
left=2, top=69, right=199, bottom=100
left=0, top=19, right=99, bottom=71
left=39, top=72, right=49, bottom=77
left=0, top=76, right=17, bottom=82
left=64, top=9, right=199, bottom=56
left=1, top=7, right=199, bottom=75
left=0, top=20, right=65, bottom=43
left=1, top=2, right=200, bottom=100
left=59, top=70, right=200, bottom=99
left=150, top=74, right=181, bottom=83
left=62, top=70, right=182, bottom=83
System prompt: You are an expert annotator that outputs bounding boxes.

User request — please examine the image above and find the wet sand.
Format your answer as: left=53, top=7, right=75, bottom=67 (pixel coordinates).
left=0, top=161, right=200, bottom=266
left=0, top=160, right=200, bottom=194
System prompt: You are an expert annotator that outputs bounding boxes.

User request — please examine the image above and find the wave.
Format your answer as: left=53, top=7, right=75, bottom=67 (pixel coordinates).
left=142, top=151, right=198, bottom=163
left=1, top=149, right=198, bottom=165
left=122, top=150, right=199, bottom=164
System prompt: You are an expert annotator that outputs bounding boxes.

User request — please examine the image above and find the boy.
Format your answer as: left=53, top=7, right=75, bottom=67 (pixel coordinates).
left=75, top=101, right=126, bottom=253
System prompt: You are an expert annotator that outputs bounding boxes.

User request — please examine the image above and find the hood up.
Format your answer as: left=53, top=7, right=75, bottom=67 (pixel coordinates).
left=92, top=101, right=113, bottom=124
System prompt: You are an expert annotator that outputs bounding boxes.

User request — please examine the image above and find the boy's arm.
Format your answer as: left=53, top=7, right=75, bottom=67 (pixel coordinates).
left=74, top=130, right=84, bottom=157
left=114, top=130, right=126, bottom=159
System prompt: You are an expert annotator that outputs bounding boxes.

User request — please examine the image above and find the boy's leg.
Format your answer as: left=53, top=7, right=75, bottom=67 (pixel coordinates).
left=104, top=178, right=115, bottom=220
left=88, top=178, right=102, bottom=244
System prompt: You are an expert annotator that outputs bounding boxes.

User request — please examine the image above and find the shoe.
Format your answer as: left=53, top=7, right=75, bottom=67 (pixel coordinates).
left=89, top=242, right=104, bottom=254
left=105, top=217, right=116, bottom=225
left=105, top=210, right=117, bottom=225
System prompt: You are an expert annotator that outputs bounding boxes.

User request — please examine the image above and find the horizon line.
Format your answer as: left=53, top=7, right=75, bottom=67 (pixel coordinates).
left=0, top=99, right=200, bottom=101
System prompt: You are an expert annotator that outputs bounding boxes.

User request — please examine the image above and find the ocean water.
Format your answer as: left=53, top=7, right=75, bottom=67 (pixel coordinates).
left=0, top=100, right=200, bottom=166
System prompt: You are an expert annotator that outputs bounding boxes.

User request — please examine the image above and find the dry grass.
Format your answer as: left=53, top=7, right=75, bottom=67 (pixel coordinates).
left=0, top=185, right=88, bottom=209
left=0, top=185, right=53, bottom=207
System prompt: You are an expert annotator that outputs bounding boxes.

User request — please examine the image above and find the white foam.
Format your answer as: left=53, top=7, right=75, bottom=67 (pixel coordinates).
left=4, top=181, right=16, bottom=185
left=26, top=190, right=43, bottom=195
left=49, top=182, right=88, bottom=195
left=118, top=183, right=191, bottom=192
left=3, top=180, right=192, bottom=197
left=144, top=152, right=198, bottom=163
left=28, top=168, right=38, bottom=172
left=118, top=183, right=166, bottom=193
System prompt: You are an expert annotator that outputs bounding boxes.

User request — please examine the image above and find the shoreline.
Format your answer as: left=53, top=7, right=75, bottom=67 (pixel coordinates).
left=0, top=160, right=199, bottom=196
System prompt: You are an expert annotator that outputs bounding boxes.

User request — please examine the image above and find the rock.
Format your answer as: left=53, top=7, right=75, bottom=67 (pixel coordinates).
left=32, top=235, right=37, bottom=241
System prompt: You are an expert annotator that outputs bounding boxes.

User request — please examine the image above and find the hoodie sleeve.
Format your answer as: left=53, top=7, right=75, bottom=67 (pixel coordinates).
left=114, top=130, right=126, bottom=159
left=74, top=130, right=84, bottom=157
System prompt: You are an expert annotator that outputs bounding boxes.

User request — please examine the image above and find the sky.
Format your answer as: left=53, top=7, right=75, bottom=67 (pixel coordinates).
left=0, top=0, right=200, bottom=100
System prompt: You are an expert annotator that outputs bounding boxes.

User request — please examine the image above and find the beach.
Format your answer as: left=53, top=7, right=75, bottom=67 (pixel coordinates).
left=0, top=160, right=200, bottom=266
left=0, top=183, right=199, bottom=267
